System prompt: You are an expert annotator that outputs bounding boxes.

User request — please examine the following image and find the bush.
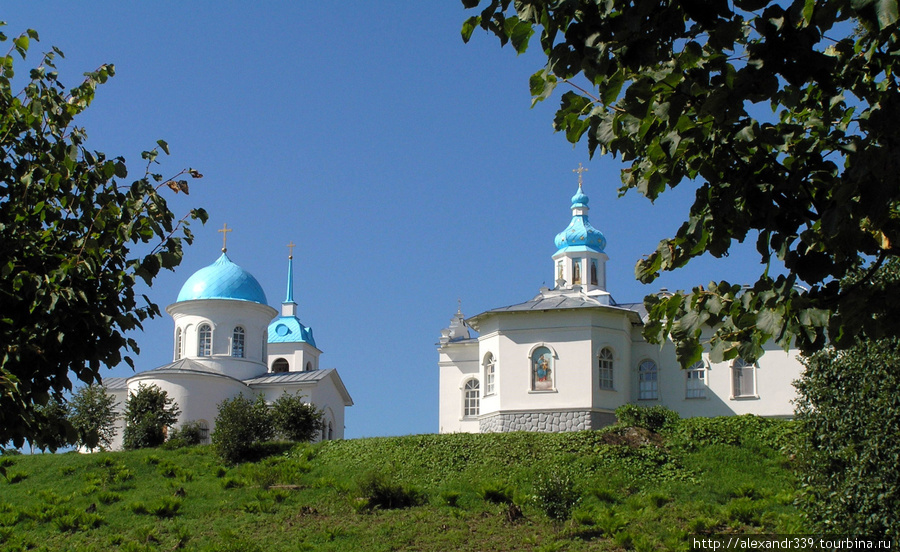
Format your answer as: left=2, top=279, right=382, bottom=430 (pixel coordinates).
left=356, top=471, right=424, bottom=510
left=165, top=420, right=205, bottom=448
left=212, top=394, right=272, bottom=465
left=532, top=471, right=581, bottom=522
left=122, top=384, right=180, bottom=450
left=615, top=404, right=679, bottom=432
left=796, top=338, right=900, bottom=541
left=271, top=392, right=323, bottom=443
left=68, top=385, right=119, bottom=452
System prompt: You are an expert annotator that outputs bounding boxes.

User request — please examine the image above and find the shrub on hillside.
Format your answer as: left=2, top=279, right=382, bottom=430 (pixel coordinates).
left=270, top=392, right=323, bottom=443
left=796, top=338, right=900, bottom=541
left=165, top=420, right=205, bottom=448
left=123, top=384, right=180, bottom=450
left=615, top=404, right=679, bottom=432
left=356, top=470, right=425, bottom=510
left=667, top=415, right=794, bottom=452
left=69, top=385, right=119, bottom=452
left=212, top=394, right=272, bottom=465
left=532, top=471, right=581, bottom=522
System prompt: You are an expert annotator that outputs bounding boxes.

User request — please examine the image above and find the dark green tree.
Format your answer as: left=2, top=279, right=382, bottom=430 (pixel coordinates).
left=271, top=392, right=323, bottom=443
left=0, top=25, right=206, bottom=448
left=462, top=0, right=900, bottom=364
left=122, top=384, right=180, bottom=449
left=30, top=396, right=74, bottom=452
left=212, top=394, right=273, bottom=465
left=796, top=337, right=900, bottom=539
left=68, top=384, right=119, bottom=452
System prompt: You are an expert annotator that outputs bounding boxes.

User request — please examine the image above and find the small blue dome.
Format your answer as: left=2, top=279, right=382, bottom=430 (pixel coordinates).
left=554, top=186, right=606, bottom=253
left=268, top=316, right=316, bottom=347
left=571, top=186, right=589, bottom=207
left=176, top=253, right=268, bottom=304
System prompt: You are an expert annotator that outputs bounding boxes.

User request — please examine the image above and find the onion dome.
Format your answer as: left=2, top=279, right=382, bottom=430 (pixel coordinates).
left=176, top=253, right=268, bottom=304
left=268, top=318, right=316, bottom=347
left=554, top=184, right=607, bottom=253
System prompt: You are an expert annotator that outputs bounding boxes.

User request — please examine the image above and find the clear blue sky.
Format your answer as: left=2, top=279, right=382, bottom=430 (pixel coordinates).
left=4, top=2, right=768, bottom=439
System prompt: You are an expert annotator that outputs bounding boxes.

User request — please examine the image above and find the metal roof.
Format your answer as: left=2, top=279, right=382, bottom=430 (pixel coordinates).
left=176, top=253, right=268, bottom=305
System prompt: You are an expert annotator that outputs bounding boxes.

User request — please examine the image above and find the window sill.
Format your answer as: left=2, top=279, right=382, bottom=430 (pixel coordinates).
left=527, top=389, right=557, bottom=394
left=685, top=396, right=708, bottom=400
left=730, top=395, right=759, bottom=400
left=637, top=397, right=659, bottom=401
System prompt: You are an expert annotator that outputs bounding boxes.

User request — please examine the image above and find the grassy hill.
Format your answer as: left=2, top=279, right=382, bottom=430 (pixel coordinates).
left=0, top=416, right=803, bottom=551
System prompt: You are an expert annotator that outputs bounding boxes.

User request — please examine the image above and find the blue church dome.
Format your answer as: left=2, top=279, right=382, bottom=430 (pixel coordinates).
left=554, top=185, right=607, bottom=253
left=176, top=253, right=268, bottom=304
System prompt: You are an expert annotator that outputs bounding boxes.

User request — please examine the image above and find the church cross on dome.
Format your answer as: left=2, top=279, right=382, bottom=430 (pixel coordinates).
left=287, top=241, right=296, bottom=259
left=218, top=223, right=232, bottom=252
left=573, top=163, right=588, bottom=187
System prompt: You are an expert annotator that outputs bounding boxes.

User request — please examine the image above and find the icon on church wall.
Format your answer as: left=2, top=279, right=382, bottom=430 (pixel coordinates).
left=573, top=258, right=582, bottom=284
left=591, top=259, right=598, bottom=286
left=557, top=261, right=564, bottom=282
left=532, top=347, right=554, bottom=390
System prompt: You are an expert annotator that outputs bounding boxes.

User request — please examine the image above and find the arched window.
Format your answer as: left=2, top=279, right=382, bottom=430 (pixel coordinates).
left=174, top=327, right=183, bottom=360
left=197, top=323, right=212, bottom=356
left=590, top=259, right=599, bottom=286
left=598, top=347, right=614, bottom=390
left=232, top=326, right=245, bottom=358
left=327, top=422, right=334, bottom=440
left=732, top=358, right=756, bottom=398
left=305, top=361, right=312, bottom=372
left=483, top=353, right=496, bottom=395
left=638, top=359, right=658, bottom=400
left=464, top=379, right=480, bottom=417
left=531, top=346, right=554, bottom=390
left=572, top=258, right=582, bottom=284
left=686, top=361, right=707, bottom=399
left=272, top=358, right=289, bottom=373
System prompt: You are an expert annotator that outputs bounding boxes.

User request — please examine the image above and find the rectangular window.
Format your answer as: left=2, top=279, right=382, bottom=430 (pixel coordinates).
left=732, top=359, right=756, bottom=398
left=686, top=368, right=706, bottom=399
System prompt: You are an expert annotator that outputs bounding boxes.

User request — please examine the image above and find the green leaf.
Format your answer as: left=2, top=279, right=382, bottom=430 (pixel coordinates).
left=601, top=69, right=625, bottom=107
left=461, top=15, right=481, bottom=43
left=156, top=139, right=169, bottom=155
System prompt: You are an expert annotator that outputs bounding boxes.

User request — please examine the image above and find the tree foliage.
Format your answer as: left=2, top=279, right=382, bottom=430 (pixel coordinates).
left=462, top=0, right=900, bottom=364
left=796, top=336, right=900, bottom=540
left=271, top=392, right=324, bottom=443
left=68, top=384, right=119, bottom=452
left=30, top=396, right=73, bottom=452
left=0, top=25, right=207, bottom=448
left=122, top=383, right=180, bottom=450
left=212, top=394, right=273, bottom=465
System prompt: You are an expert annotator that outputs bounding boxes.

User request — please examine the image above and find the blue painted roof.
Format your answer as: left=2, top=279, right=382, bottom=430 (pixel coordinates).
left=268, top=316, right=316, bottom=347
left=176, top=253, right=268, bottom=305
left=554, top=185, right=606, bottom=253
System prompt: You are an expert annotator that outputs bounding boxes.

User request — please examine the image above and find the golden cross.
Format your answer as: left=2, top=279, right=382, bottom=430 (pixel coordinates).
left=218, top=223, right=232, bottom=252
left=573, top=163, right=588, bottom=187
left=287, top=241, right=296, bottom=259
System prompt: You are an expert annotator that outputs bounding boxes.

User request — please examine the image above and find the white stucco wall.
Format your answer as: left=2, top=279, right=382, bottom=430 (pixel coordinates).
left=438, top=339, right=479, bottom=433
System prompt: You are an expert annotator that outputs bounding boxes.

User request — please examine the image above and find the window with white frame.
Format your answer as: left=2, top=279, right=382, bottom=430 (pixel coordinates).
left=638, top=359, right=658, bottom=400
left=484, top=353, right=496, bottom=395
left=232, top=326, right=245, bottom=358
left=464, top=379, right=480, bottom=418
left=732, top=358, right=756, bottom=398
left=174, top=327, right=183, bottom=360
left=197, top=323, right=212, bottom=356
left=598, top=347, right=614, bottom=390
left=686, top=361, right=707, bottom=399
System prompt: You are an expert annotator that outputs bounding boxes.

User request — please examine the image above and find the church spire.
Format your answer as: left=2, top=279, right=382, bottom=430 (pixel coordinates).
left=551, top=165, right=610, bottom=297
left=282, top=242, right=298, bottom=317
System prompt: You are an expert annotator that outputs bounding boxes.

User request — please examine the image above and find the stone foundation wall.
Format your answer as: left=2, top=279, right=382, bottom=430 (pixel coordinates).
left=479, top=410, right=616, bottom=433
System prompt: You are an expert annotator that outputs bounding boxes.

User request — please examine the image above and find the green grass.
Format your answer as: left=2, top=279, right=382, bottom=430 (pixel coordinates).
left=0, top=417, right=804, bottom=551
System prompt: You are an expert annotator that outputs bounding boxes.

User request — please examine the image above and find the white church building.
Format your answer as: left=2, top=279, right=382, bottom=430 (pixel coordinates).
left=438, top=171, right=802, bottom=434
left=103, top=242, right=352, bottom=449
